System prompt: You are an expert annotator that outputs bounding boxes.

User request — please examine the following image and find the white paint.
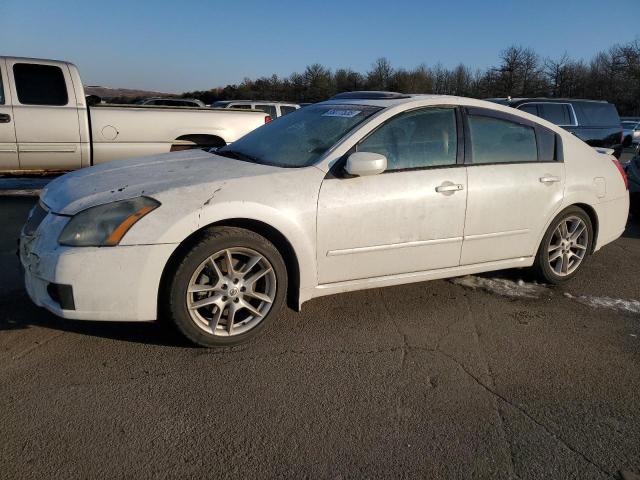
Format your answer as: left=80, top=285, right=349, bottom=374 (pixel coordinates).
left=0, top=56, right=267, bottom=172
left=564, top=293, right=640, bottom=315
left=20, top=93, right=629, bottom=322
left=450, top=275, right=550, bottom=299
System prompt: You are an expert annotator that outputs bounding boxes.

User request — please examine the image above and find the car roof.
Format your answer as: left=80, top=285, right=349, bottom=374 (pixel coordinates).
left=316, top=93, right=484, bottom=108
left=492, top=97, right=611, bottom=105
left=225, top=100, right=299, bottom=105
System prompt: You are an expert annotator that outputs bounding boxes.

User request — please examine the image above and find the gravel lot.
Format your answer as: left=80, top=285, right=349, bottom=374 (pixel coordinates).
left=1, top=194, right=639, bottom=479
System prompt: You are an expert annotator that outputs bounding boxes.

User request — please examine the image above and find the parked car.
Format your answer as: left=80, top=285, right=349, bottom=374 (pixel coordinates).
left=136, top=97, right=205, bottom=108
left=625, top=153, right=640, bottom=217
left=211, top=100, right=300, bottom=119
left=0, top=57, right=270, bottom=173
left=488, top=98, right=624, bottom=159
left=621, top=118, right=640, bottom=147
left=20, top=91, right=629, bottom=347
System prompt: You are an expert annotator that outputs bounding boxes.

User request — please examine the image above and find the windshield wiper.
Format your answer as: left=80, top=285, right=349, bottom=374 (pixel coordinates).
left=215, top=149, right=263, bottom=164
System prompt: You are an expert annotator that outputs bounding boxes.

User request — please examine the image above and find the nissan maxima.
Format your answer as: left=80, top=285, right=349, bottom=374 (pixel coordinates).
left=20, top=92, right=630, bottom=347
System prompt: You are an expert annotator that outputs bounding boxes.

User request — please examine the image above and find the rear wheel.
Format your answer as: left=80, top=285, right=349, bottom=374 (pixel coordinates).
left=532, top=207, right=593, bottom=284
left=164, top=227, right=287, bottom=347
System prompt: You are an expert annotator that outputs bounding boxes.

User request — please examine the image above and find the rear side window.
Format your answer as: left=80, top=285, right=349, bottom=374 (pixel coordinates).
left=255, top=104, right=278, bottom=118
left=574, top=101, right=620, bottom=126
left=537, top=128, right=557, bottom=161
left=13, top=63, right=68, bottom=106
left=280, top=106, right=297, bottom=116
left=518, top=104, right=539, bottom=116
left=468, top=115, right=537, bottom=164
left=539, top=103, right=574, bottom=126
left=230, top=104, right=251, bottom=109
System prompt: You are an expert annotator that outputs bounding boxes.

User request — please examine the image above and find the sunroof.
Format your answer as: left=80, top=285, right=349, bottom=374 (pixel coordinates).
left=330, top=91, right=412, bottom=100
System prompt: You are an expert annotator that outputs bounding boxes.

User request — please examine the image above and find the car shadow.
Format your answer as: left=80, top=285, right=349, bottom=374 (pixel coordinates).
left=0, top=289, right=195, bottom=348
left=623, top=217, right=640, bottom=239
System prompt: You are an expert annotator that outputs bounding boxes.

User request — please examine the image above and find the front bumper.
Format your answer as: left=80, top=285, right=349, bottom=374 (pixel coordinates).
left=20, top=210, right=177, bottom=322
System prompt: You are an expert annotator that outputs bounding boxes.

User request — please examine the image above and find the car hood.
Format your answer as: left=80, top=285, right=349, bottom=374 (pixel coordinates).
left=42, top=149, right=282, bottom=215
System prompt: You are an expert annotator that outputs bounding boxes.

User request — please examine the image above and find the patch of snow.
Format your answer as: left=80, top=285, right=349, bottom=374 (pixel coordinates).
left=563, top=293, right=640, bottom=315
left=450, top=275, right=550, bottom=299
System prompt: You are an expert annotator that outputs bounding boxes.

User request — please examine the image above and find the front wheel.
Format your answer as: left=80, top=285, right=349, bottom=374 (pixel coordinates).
left=164, top=227, right=287, bottom=347
left=532, top=207, right=593, bottom=284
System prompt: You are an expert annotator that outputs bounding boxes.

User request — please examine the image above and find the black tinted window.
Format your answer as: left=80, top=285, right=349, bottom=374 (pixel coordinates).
left=358, top=108, right=458, bottom=170
left=255, top=104, right=278, bottom=117
left=230, top=104, right=251, bottom=109
left=540, top=103, right=573, bottom=125
left=13, top=63, right=68, bottom=106
left=518, top=104, right=538, bottom=116
left=537, top=128, right=557, bottom=161
left=469, top=115, right=537, bottom=164
left=280, top=106, right=297, bottom=116
left=574, top=102, right=620, bottom=126
left=0, top=72, right=4, bottom=104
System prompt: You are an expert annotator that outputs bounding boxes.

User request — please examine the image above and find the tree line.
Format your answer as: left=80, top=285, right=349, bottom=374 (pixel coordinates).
left=180, top=40, right=640, bottom=116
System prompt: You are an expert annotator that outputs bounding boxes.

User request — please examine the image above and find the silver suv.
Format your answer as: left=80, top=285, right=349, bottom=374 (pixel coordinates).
left=211, top=100, right=300, bottom=118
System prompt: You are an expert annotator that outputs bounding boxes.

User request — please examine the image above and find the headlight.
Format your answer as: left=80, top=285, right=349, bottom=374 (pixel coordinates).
left=58, top=196, right=160, bottom=247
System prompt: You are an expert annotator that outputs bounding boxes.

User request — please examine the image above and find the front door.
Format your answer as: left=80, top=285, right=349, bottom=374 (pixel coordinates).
left=317, top=107, right=468, bottom=284
left=7, top=59, right=81, bottom=170
left=460, top=107, right=565, bottom=265
left=0, top=59, right=18, bottom=170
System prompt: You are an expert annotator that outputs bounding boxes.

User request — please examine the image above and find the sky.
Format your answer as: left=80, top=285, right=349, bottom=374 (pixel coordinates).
left=1, top=0, right=637, bottom=93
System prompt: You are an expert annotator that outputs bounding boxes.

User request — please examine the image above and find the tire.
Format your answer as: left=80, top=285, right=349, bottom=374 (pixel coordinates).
left=164, top=227, right=287, bottom=347
left=532, top=206, right=593, bottom=284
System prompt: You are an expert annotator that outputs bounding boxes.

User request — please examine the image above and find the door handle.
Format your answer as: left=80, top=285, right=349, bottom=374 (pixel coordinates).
left=435, top=183, right=464, bottom=193
left=0, top=113, right=10, bottom=124
left=539, top=175, right=560, bottom=184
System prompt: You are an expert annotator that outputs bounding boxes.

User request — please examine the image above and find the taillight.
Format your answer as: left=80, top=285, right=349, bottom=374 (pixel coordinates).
left=612, top=159, right=628, bottom=189
left=265, top=115, right=271, bottom=124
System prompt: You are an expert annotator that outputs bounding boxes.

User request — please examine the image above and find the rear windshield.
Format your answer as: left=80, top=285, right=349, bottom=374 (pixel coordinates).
left=573, top=101, right=620, bottom=126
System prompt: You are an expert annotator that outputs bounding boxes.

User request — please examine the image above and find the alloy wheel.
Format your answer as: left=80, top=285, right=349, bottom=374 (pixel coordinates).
left=186, top=247, right=276, bottom=336
left=547, top=216, right=589, bottom=276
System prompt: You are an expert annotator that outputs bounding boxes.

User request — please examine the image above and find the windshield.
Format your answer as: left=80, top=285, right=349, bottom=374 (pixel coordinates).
left=622, top=121, right=638, bottom=128
left=217, top=104, right=382, bottom=167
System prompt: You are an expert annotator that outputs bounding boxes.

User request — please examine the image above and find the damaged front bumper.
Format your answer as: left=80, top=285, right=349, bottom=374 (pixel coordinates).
left=19, top=204, right=177, bottom=322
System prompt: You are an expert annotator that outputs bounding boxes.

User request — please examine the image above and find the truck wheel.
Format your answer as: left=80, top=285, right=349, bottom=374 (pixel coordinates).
left=164, top=227, right=287, bottom=347
left=532, top=207, right=593, bottom=284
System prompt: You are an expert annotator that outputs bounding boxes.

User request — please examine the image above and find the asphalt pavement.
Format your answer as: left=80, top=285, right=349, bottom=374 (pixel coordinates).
left=1, top=196, right=639, bottom=480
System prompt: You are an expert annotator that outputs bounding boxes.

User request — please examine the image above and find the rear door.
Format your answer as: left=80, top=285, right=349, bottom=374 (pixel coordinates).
left=461, top=107, right=565, bottom=265
left=0, top=58, right=19, bottom=170
left=6, top=59, right=81, bottom=170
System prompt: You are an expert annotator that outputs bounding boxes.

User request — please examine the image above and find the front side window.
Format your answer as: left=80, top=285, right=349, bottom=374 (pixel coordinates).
left=13, top=63, right=68, bottom=106
left=358, top=108, right=458, bottom=170
left=255, top=104, right=278, bottom=118
left=230, top=104, right=251, bottom=109
left=468, top=115, right=538, bottom=164
left=218, top=104, right=381, bottom=168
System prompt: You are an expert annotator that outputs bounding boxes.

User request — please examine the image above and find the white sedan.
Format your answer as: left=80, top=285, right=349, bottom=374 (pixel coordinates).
left=20, top=92, right=629, bottom=347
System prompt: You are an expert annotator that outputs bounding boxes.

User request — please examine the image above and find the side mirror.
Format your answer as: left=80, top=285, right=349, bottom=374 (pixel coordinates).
left=86, top=94, right=102, bottom=106
left=345, top=151, right=387, bottom=177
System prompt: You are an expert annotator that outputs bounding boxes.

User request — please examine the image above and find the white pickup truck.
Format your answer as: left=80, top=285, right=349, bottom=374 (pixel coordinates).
left=0, top=56, right=270, bottom=173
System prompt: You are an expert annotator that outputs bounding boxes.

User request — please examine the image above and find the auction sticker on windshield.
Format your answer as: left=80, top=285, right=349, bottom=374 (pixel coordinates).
left=322, top=109, right=362, bottom=118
